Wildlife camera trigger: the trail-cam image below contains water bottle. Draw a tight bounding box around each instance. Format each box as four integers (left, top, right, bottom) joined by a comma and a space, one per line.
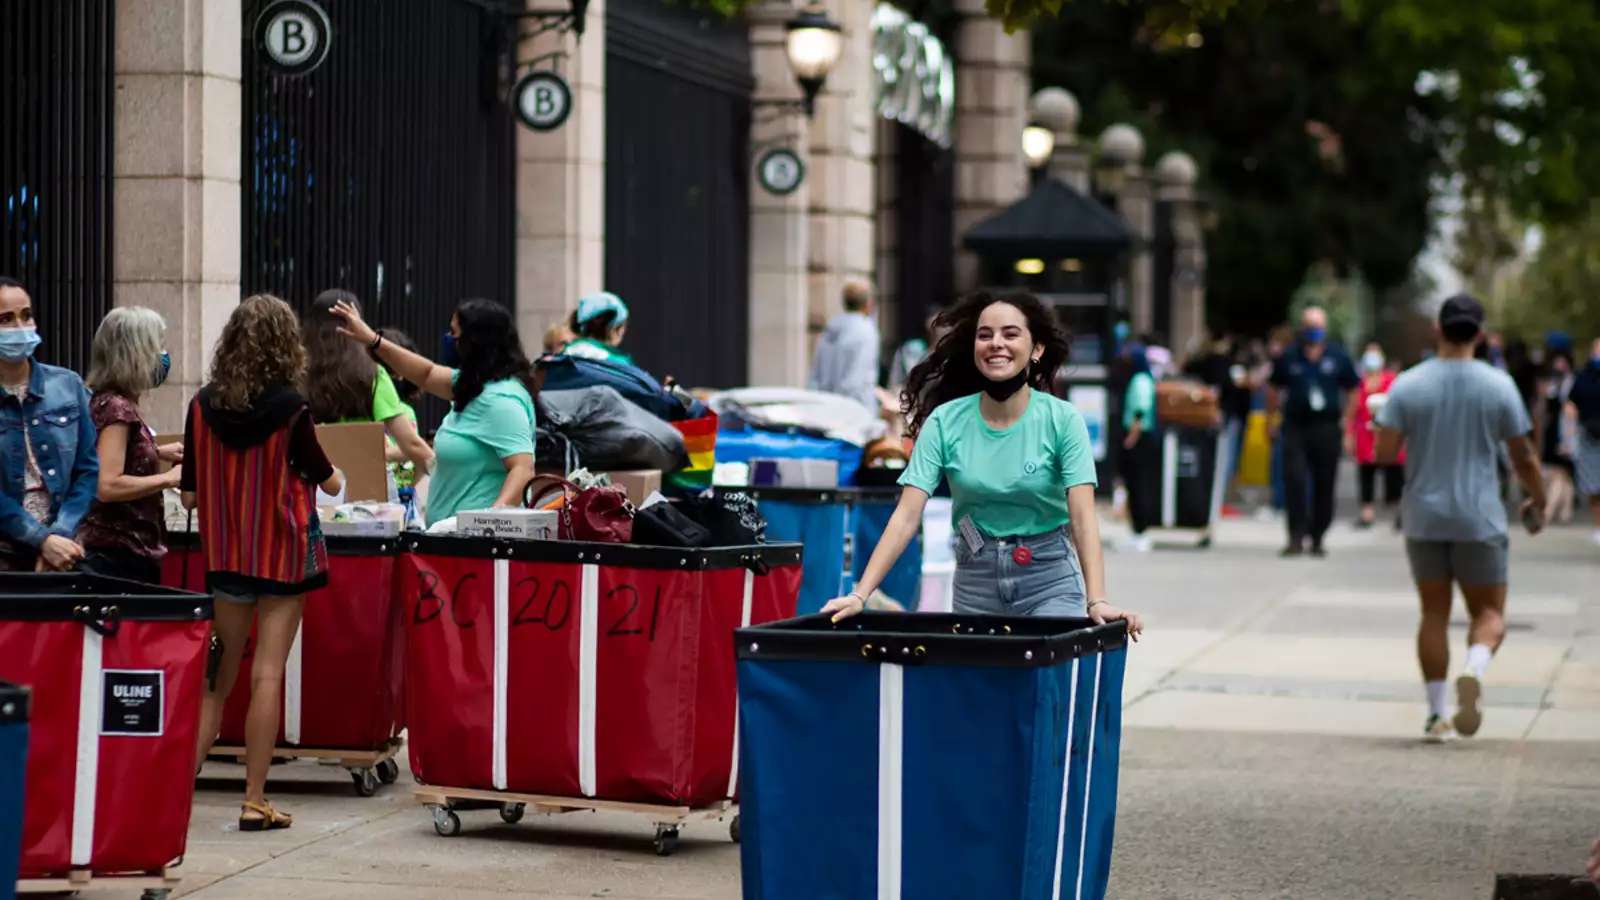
399, 485, 420, 532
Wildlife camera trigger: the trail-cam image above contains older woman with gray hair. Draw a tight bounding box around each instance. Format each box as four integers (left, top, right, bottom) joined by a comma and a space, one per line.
75, 306, 183, 583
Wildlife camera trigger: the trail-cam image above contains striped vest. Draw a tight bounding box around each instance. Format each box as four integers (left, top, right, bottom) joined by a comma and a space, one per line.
190, 397, 327, 591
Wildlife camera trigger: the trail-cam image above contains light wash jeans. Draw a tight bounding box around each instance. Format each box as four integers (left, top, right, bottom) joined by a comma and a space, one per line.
951, 526, 1087, 617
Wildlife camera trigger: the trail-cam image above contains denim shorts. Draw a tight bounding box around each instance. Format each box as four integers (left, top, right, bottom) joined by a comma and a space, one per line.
951, 526, 1086, 617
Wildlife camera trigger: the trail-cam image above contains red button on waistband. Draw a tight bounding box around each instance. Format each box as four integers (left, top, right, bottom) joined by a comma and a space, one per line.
1012, 546, 1033, 566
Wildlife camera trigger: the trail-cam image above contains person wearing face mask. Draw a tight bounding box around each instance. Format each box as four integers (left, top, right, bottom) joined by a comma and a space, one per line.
820, 291, 1142, 639
329, 297, 537, 525
75, 307, 185, 583
1568, 337, 1600, 546
1350, 341, 1404, 529
0, 276, 98, 573
1268, 306, 1361, 557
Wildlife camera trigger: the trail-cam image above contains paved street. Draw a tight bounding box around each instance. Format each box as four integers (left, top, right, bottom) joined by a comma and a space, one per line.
81, 511, 1600, 899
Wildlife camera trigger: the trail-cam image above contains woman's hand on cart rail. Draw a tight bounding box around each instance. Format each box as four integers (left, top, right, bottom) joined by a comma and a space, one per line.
821, 592, 868, 623
1087, 598, 1143, 642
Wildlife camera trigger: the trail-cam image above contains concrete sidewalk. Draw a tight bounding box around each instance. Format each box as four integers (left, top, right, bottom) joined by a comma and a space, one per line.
72, 514, 1600, 899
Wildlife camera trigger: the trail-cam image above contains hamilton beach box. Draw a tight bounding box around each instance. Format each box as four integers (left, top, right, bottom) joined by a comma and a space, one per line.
735, 613, 1128, 900
0, 574, 211, 880
398, 534, 802, 807
457, 509, 559, 541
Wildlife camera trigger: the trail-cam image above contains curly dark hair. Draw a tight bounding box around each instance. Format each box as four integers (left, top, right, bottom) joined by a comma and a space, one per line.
901, 291, 1071, 439
304, 289, 378, 422
208, 294, 307, 411
453, 298, 539, 412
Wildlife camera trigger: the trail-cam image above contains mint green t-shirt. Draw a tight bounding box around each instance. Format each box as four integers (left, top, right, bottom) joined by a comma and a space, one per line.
1123, 371, 1156, 431
899, 390, 1098, 538
425, 377, 536, 524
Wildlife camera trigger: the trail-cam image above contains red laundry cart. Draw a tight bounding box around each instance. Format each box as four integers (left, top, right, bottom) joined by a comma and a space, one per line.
398, 534, 802, 853
0, 573, 210, 895
162, 533, 405, 794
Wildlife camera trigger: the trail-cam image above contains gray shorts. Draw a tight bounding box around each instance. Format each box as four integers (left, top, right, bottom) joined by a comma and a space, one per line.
952, 527, 1086, 617
214, 590, 261, 606
1405, 535, 1508, 586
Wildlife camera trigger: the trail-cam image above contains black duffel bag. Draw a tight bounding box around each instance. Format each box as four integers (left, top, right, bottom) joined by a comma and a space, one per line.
631, 502, 712, 548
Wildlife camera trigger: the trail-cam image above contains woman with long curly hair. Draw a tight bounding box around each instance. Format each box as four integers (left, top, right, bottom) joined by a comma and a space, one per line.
823, 291, 1142, 636
303, 289, 433, 472
328, 297, 536, 524
180, 294, 345, 832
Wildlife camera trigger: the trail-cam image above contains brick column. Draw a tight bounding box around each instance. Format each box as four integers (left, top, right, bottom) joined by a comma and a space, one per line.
805, 0, 878, 346
951, 0, 1029, 291
112, 0, 243, 433
1098, 124, 1153, 335
746, 0, 811, 386
1156, 152, 1208, 358
514, 0, 606, 345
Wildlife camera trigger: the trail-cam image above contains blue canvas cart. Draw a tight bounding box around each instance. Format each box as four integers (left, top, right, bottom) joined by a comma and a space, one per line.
735, 612, 1127, 900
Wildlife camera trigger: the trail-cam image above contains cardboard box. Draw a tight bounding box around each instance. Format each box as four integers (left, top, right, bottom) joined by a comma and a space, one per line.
157, 420, 390, 502
749, 458, 839, 489
319, 519, 403, 538
606, 470, 661, 506
458, 509, 559, 541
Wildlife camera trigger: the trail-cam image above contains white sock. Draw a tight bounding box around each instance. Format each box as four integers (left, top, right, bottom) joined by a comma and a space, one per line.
1465, 644, 1493, 679
1425, 680, 1449, 718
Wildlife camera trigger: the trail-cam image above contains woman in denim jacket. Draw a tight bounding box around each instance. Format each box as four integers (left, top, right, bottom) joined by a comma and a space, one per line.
0, 277, 99, 571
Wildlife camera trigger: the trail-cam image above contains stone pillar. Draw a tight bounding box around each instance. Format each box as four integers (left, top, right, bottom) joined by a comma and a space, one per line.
746, 0, 811, 387
951, 0, 1029, 291
515, 0, 606, 345
112, 0, 243, 433
1156, 151, 1208, 359
1030, 88, 1089, 194
1097, 124, 1153, 335
806, 0, 878, 346
874, 119, 900, 348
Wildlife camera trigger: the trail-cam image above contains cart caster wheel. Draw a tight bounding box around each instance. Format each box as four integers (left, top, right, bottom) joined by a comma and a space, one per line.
653, 824, 680, 856
729, 814, 740, 844
499, 802, 526, 824
376, 758, 400, 785
432, 806, 462, 837
141, 890, 173, 900
352, 767, 379, 797
1198, 534, 1213, 549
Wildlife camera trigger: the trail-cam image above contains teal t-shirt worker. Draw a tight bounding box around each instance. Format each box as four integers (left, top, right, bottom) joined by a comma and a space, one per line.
823, 292, 1142, 638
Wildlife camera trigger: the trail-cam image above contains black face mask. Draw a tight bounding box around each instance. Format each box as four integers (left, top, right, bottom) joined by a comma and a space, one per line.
982, 364, 1032, 402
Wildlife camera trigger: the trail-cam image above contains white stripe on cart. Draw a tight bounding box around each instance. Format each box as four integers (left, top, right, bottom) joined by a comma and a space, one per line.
72, 628, 104, 867
1161, 430, 1179, 528
1050, 656, 1081, 899
727, 569, 754, 799
284, 620, 304, 745
578, 563, 599, 798
1074, 653, 1104, 900
492, 558, 510, 790
877, 662, 904, 900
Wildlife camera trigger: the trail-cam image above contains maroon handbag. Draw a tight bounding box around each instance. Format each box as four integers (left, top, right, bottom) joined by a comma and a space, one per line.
525, 474, 634, 543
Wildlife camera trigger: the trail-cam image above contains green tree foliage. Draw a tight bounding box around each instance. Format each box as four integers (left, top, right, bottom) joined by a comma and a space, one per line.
1034, 1, 1436, 334
1499, 206, 1600, 344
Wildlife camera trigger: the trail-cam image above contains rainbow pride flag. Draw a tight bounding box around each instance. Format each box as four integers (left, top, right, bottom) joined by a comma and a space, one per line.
667, 413, 718, 490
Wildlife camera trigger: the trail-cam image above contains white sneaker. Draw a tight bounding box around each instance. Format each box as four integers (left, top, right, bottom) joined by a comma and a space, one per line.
1122, 535, 1153, 553
1590, 529, 1600, 547
1453, 674, 1483, 737
1423, 714, 1458, 743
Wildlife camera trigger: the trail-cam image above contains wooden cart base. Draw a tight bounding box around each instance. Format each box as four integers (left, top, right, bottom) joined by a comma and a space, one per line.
206, 737, 403, 796
17, 865, 180, 898
414, 785, 739, 856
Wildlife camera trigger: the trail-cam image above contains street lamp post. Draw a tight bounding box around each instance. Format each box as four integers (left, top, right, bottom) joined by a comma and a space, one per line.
781, 5, 843, 118
1022, 122, 1056, 171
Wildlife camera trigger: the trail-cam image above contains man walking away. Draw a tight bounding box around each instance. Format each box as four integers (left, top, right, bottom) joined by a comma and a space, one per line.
1269, 306, 1359, 557
1374, 294, 1546, 743
808, 279, 881, 414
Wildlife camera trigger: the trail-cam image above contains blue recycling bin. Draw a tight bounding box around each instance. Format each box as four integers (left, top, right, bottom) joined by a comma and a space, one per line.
0, 681, 29, 894
742, 487, 922, 615
736, 613, 1127, 900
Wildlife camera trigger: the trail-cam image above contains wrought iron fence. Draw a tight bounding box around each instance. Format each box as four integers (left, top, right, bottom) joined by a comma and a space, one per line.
242, 0, 519, 428
0, 0, 114, 374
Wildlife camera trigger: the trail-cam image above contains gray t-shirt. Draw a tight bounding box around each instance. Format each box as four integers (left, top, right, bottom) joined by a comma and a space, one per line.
1375, 358, 1531, 541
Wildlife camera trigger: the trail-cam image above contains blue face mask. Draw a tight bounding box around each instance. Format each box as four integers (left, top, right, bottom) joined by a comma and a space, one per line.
1303, 327, 1326, 345
0, 327, 41, 362
152, 350, 171, 388
440, 332, 461, 368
